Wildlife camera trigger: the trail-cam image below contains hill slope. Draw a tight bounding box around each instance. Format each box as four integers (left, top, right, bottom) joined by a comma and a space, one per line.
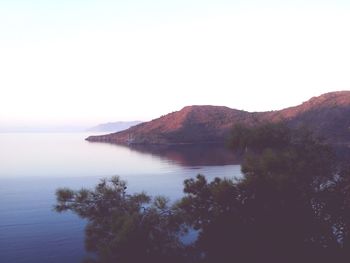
86, 91, 350, 145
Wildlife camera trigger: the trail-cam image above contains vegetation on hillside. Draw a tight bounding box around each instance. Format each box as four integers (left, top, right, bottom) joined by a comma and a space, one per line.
87, 91, 350, 145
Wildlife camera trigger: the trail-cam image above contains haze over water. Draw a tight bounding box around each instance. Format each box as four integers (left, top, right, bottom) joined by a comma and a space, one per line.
0, 133, 242, 263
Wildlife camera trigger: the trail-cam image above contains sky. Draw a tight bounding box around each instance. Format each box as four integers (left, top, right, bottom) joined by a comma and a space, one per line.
1, 0, 350, 127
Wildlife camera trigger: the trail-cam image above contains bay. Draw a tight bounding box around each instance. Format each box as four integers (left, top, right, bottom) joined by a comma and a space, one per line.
0, 133, 242, 263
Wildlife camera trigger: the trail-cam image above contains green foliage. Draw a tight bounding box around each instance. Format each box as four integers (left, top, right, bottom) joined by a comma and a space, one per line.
229, 122, 292, 152
178, 124, 349, 262
55, 176, 187, 263
55, 124, 350, 263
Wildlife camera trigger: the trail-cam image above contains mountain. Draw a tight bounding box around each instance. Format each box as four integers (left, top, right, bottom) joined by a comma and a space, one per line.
87, 106, 262, 144
88, 121, 143, 132
86, 91, 350, 146
267, 91, 350, 145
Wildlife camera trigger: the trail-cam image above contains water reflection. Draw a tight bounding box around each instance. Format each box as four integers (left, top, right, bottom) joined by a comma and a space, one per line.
88, 142, 242, 167
0, 133, 243, 263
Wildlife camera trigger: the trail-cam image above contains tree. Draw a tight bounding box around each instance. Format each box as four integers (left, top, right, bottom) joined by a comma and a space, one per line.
55, 176, 187, 263
55, 123, 350, 263
177, 123, 349, 263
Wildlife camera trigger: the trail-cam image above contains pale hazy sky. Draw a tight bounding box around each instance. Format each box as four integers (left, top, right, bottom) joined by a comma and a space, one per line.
1, 0, 349, 126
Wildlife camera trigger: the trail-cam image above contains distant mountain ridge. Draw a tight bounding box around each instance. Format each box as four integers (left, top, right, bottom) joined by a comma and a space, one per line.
88, 121, 143, 132
86, 91, 350, 146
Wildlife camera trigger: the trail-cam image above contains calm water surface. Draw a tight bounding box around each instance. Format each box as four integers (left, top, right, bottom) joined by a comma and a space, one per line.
0, 133, 242, 263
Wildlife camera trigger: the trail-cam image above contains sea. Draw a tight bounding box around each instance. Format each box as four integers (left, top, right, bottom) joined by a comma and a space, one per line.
0, 133, 242, 263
